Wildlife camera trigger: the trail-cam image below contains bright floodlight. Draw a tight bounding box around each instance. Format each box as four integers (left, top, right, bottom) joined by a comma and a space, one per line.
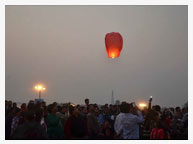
34, 84, 46, 91
138, 103, 147, 109
34, 84, 46, 99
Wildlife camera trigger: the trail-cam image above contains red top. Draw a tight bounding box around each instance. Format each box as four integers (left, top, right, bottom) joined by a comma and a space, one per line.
64, 115, 88, 139
150, 128, 165, 139
166, 117, 171, 128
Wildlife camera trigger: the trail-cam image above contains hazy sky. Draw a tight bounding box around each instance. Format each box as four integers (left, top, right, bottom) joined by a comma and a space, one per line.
6, 6, 188, 107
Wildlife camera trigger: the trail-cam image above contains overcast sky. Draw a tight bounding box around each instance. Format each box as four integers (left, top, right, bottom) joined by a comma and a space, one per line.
6, 6, 187, 107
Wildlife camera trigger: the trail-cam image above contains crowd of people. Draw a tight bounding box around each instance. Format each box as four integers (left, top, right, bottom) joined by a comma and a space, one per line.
5, 98, 188, 140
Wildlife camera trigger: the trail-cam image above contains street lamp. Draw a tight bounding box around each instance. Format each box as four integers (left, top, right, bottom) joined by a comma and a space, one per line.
34, 84, 46, 99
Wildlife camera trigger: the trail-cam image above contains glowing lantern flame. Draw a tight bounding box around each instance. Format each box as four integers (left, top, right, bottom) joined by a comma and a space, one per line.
105, 32, 123, 58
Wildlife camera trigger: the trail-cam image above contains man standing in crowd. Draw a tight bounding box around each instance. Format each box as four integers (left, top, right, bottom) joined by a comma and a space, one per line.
85, 98, 89, 108
114, 103, 144, 139
64, 105, 87, 139
87, 104, 100, 139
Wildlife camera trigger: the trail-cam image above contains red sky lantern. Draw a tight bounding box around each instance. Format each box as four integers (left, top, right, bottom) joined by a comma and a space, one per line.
105, 32, 123, 59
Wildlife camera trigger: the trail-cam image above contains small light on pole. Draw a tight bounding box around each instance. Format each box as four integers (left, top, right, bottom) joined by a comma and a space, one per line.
34, 84, 46, 99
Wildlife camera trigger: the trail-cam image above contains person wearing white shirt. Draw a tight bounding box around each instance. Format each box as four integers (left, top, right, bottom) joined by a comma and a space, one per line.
114, 103, 144, 139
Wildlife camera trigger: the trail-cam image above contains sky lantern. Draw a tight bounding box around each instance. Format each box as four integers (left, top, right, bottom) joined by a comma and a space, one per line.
105, 32, 123, 59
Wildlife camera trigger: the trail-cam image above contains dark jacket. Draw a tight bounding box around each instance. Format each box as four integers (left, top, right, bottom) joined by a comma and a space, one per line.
11, 121, 48, 139
64, 114, 87, 139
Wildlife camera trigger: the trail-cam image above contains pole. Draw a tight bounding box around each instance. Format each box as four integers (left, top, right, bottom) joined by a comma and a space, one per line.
39, 90, 41, 99
112, 90, 114, 105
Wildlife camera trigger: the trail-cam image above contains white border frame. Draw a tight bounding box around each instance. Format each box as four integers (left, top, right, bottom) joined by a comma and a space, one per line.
0, 1, 191, 144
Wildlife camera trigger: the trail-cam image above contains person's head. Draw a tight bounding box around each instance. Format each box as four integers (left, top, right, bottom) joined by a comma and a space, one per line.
94, 107, 99, 115
29, 100, 34, 104
88, 104, 94, 113
69, 105, 79, 116
174, 111, 180, 119
154, 105, 161, 112
85, 98, 89, 106
104, 104, 108, 108
160, 112, 168, 121
69, 105, 75, 115
15, 107, 20, 116
169, 107, 174, 113
166, 109, 171, 116
21, 103, 27, 111
76, 105, 81, 111
41, 102, 46, 107
61, 105, 68, 113
129, 102, 137, 113
94, 103, 98, 108
74, 107, 79, 115
53, 102, 57, 107
82, 106, 88, 114
27, 103, 35, 111
13, 102, 17, 108
47, 104, 57, 114
175, 107, 181, 113
8, 100, 12, 107
120, 102, 130, 113
182, 107, 188, 114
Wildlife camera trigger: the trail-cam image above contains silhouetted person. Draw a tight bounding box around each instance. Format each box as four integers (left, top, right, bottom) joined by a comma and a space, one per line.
87, 104, 100, 139
85, 98, 89, 107
12, 103, 17, 110
46, 104, 64, 139
150, 120, 165, 139
11, 110, 48, 139
114, 103, 144, 139
64, 105, 88, 139
5, 108, 15, 139
11, 108, 20, 136
19, 103, 27, 125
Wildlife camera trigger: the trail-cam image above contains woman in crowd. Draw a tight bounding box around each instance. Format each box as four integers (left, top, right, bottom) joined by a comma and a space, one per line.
64, 105, 88, 139
150, 120, 165, 139
46, 104, 64, 139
